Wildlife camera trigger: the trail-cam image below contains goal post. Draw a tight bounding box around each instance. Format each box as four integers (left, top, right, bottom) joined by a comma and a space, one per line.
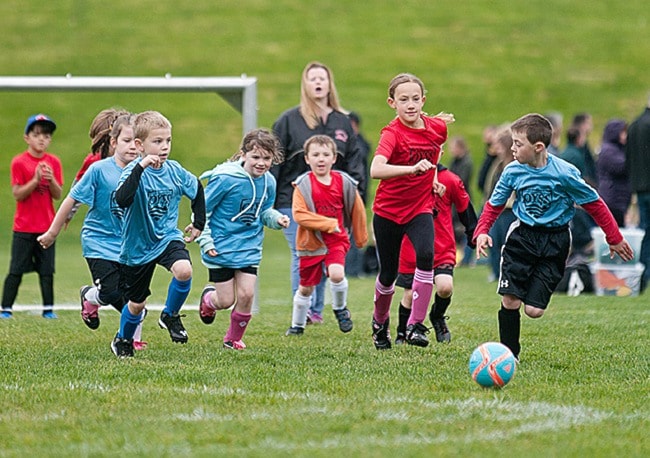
0, 74, 258, 133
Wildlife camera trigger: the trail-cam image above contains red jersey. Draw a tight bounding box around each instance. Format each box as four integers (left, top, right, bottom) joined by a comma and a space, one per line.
10, 151, 63, 233
372, 115, 447, 224
74, 152, 101, 182
399, 168, 471, 273
309, 172, 350, 250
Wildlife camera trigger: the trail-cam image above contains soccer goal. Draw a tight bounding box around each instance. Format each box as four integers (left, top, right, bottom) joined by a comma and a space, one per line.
0, 74, 258, 133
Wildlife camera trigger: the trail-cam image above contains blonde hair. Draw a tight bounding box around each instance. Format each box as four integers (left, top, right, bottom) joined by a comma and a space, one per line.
388, 73, 426, 99
299, 61, 343, 130
303, 134, 337, 156
109, 113, 135, 142
230, 128, 284, 165
89, 108, 129, 158
133, 110, 172, 141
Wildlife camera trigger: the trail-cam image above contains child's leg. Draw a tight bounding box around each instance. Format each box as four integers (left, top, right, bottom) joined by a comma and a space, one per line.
291, 286, 313, 329
164, 260, 193, 316
405, 214, 434, 326
39, 274, 55, 316
222, 271, 256, 346
430, 271, 454, 319
2, 273, 22, 311
499, 294, 522, 359
372, 215, 403, 323
118, 302, 145, 341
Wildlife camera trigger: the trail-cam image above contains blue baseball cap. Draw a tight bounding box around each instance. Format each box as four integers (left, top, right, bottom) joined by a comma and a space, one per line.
25, 113, 56, 134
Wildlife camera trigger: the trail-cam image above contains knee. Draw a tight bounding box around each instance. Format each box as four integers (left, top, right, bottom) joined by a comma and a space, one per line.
436, 284, 453, 298
525, 305, 545, 318
99, 290, 123, 308
173, 262, 193, 282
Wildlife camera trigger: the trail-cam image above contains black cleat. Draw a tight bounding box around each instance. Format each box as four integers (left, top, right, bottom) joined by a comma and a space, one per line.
372, 318, 392, 350
158, 311, 188, 343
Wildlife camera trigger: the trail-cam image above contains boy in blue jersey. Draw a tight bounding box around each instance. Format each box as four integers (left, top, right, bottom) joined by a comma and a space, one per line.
112, 111, 205, 358
38, 114, 148, 347
197, 128, 289, 350
474, 113, 634, 360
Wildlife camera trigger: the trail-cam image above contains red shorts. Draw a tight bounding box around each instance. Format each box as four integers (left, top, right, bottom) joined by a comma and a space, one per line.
299, 245, 347, 287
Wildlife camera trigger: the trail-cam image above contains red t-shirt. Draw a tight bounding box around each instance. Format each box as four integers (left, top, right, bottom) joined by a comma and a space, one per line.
372, 115, 447, 224
399, 168, 470, 272
10, 151, 63, 233
74, 152, 101, 182
309, 172, 350, 250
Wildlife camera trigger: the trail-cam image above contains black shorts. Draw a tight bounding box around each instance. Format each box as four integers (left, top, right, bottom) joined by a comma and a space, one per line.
121, 241, 191, 303
8, 232, 55, 275
85, 258, 125, 309
395, 264, 454, 289
209, 266, 258, 283
498, 221, 570, 309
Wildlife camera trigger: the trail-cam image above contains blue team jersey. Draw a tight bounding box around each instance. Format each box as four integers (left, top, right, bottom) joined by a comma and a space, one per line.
117, 158, 198, 266
489, 154, 599, 227
69, 157, 125, 261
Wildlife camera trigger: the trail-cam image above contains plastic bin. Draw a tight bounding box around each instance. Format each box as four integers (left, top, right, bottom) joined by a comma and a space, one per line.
591, 262, 644, 297
590, 227, 645, 265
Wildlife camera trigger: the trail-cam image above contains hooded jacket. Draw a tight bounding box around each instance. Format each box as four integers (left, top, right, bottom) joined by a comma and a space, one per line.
196, 161, 284, 269
597, 119, 631, 217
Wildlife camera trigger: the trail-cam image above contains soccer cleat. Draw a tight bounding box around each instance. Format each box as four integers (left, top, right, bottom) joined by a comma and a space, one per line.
111, 334, 134, 358
394, 331, 407, 345
306, 311, 323, 325
223, 340, 246, 350
42, 310, 58, 319
430, 316, 451, 343
285, 326, 304, 336
80, 285, 100, 330
199, 285, 217, 324
333, 308, 353, 333
406, 322, 430, 347
133, 340, 148, 351
0, 310, 12, 319
372, 318, 392, 350
158, 311, 188, 343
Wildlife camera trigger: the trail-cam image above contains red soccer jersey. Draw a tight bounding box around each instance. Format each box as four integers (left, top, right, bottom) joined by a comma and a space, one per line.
74, 152, 101, 182
372, 115, 447, 224
10, 151, 63, 233
309, 172, 350, 250
399, 168, 471, 273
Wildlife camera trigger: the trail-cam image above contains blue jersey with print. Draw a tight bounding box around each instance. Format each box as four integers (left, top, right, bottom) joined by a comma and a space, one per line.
69, 157, 125, 261
489, 154, 599, 227
117, 158, 198, 266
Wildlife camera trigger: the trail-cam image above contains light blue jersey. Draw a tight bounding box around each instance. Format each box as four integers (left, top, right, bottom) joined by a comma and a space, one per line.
489, 154, 599, 227
117, 158, 198, 266
196, 161, 283, 269
69, 157, 124, 261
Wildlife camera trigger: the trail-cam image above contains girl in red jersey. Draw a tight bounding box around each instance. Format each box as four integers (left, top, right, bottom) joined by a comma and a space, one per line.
369, 73, 451, 349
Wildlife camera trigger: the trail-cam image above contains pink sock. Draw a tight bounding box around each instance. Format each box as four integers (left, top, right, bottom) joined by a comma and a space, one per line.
224, 310, 251, 343
408, 268, 434, 326
373, 277, 394, 323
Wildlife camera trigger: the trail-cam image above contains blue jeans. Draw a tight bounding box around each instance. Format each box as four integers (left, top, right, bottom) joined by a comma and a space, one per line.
637, 192, 650, 290
278, 208, 326, 314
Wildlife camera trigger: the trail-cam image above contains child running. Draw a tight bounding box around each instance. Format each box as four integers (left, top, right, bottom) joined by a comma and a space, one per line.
111, 111, 205, 358
285, 134, 367, 336
474, 113, 633, 360
394, 164, 477, 345
197, 128, 289, 350
370, 73, 449, 349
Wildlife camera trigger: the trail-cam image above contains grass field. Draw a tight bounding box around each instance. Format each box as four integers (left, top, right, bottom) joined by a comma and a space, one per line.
1, 1, 650, 456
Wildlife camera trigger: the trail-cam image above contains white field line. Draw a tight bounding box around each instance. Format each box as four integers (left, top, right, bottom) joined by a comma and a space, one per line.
10, 304, 196, 311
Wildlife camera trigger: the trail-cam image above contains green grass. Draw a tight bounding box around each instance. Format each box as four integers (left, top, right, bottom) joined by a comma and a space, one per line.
1, 1, 650, 456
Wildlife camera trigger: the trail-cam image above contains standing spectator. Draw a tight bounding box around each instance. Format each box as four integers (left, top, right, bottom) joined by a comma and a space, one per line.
272, 61, 365, 325
567, 113, 597, 187
1, 114, 62, 319
626, 93, 650, 291
597, 119, 630, 227
476, 124, 498, 196
545, 112, 563, 156
448, 135, 474, 266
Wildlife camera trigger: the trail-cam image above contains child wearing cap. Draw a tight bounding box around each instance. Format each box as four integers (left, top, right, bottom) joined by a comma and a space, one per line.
1, 114, 63, 319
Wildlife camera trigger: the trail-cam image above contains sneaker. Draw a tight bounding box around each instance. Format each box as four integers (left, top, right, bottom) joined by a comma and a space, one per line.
133, 340, 148, 351
430, 316, 451, 343
158, 311, 188, 343
307, 311, 323, 324
42, 310, 58, 319
406, 322, 430, 347
199, 285, 217, 324
372, 318, 392, 350
0, 310, 12, 319
333, 308, 353, 333
285, 326, 304, 336
111, 334, 134, 358
80, 285, 100, 330
394, 331, 407, 345
223, 340, 246, 350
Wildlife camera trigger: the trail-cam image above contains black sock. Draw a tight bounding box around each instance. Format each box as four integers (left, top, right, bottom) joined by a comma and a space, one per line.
397, 303, 410, 335
430, 293, 451, 320
498, 305, 521, 358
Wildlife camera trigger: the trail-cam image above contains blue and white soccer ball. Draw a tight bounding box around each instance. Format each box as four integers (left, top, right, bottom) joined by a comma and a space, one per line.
469, 342, 517, 388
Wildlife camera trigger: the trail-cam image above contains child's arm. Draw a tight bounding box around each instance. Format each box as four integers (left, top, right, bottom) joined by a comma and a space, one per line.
184, 178, 205, 243
261, 208, 290, 229
582, 198, 634, 261
370, 154, 434, 180
40, 162, 63, 200
350, 191, 368, 248
12, 163, 44, 201
292, 188, 339, 233
473, 201, 505, 259
37, 196, 79, 249
458, 201, 478, 249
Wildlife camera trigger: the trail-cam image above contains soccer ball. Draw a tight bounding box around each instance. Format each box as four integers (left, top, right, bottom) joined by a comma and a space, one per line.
468, 342, 517, 388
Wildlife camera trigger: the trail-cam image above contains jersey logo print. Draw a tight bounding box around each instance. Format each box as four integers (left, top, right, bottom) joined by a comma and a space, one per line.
148, 190, 172, 221
520, 188, 553, 218
109, 190, 124, 220
237, 198, 261, 226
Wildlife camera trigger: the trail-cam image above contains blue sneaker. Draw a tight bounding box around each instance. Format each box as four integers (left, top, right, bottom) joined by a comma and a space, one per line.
42, 310, 58, 319
0, 310, 12, 319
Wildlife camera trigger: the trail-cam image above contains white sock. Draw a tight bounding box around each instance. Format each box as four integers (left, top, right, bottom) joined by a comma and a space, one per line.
132, 310, 146, 341
330, 278, 348, 311
85, 286, 102, 306
292, 292, 311, 328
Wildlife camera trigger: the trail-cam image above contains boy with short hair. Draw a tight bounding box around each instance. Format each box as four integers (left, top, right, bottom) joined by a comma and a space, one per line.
474, 113, 634, 360
2, 114, 63, 319
286, 135, 367, 336
111, 111, 205, 358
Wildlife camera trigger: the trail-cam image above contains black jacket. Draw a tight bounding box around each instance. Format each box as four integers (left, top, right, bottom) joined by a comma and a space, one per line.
626, 107, 650, 193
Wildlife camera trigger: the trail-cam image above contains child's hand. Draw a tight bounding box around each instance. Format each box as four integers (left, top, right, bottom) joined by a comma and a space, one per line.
141, 155, 161, 169
412, 159, 434, 175
184, 223, 202, 243
433, 112, 455, 124
475, 234, 492, 259
37, 231, 55, 249
278, 215, 290, 228
433, 180, 446, 196
610, 239, 634, 262
207, 249, 218, 257
40, 163, 54, 182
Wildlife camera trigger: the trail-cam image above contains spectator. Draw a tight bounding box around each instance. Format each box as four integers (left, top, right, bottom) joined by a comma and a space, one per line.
597, 119, 630, 227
